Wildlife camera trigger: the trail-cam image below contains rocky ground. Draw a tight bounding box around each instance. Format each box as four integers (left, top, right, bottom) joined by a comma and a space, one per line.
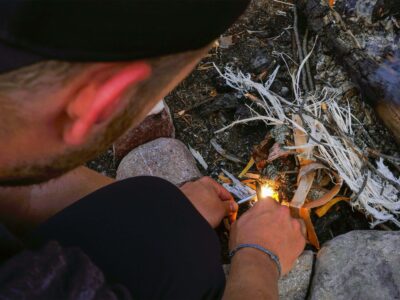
90, 0, 399, 250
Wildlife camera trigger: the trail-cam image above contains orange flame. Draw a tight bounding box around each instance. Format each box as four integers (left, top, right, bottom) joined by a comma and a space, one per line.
259, 183, 279, 202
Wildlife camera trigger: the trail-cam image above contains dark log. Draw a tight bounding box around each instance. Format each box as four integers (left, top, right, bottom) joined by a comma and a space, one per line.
372, 0, 400, 22
298, 0, 400, 144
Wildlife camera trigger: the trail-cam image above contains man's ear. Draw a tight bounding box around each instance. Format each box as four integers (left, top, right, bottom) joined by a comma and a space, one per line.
63, 61, 151, 146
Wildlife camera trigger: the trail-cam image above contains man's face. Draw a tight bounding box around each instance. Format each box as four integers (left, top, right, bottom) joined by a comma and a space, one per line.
0, 47, 209, 186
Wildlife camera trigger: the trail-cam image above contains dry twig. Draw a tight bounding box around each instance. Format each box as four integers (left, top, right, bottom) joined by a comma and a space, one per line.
293, 7, 309, 92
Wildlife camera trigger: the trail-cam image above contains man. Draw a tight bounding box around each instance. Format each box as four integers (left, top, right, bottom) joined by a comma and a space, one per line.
0, 1, 305, 299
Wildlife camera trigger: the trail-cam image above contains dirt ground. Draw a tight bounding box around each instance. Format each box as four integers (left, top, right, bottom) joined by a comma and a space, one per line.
165, 0, 374, 254
90, 0, 399, 260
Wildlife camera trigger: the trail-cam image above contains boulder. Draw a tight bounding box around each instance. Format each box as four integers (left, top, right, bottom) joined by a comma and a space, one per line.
310, 230, 400, 300
116, 138, 202, 186
278, 250, 314, 300
113, 100, 175, 162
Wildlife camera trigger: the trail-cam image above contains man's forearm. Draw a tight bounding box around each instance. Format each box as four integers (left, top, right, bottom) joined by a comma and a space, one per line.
28, 166, 114, 221
223, 248, 279, 300
0, 166, 114, 233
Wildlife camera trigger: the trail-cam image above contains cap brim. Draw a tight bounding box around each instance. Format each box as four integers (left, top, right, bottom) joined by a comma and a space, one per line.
0, 40, 44, 74
0, 0, 250, 73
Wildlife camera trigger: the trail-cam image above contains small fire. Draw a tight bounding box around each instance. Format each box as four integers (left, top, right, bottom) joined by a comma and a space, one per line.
260, 184, 275, 198
258, 183, 280, 202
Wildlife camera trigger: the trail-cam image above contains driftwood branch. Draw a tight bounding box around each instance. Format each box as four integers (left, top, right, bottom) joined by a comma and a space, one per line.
372, 0, 400, 22
298, 0, 400, 144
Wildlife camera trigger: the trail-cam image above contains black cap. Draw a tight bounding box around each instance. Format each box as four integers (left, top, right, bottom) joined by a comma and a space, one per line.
0, 0, 250, 74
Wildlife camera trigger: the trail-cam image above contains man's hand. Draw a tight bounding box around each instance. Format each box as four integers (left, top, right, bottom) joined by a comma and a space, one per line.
223, 198, 306, 300
230, 197, 306, 275
180, 177, 238, 228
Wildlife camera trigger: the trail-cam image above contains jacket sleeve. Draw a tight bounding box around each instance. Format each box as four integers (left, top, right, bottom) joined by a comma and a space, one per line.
0, 241, 132, 300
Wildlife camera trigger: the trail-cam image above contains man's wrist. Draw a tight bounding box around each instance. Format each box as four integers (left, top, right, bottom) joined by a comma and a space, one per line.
230, 247, 280, 280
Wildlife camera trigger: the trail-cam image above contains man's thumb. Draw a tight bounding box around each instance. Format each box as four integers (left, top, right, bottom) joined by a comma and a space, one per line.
223, 200, 238, 223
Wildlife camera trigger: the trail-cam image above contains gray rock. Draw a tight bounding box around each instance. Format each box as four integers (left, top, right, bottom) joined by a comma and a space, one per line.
279, 251, 314, 300
116, 138, 202, 186
310, 230, 400, 300
223, 251, 314, 300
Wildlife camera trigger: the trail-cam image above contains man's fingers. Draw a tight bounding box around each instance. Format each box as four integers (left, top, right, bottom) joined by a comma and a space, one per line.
201, 177, 234, 201
229, 210, 238, 223
253, 196, 280, 212
222, 200, 239, 217
214, 183, 234, 202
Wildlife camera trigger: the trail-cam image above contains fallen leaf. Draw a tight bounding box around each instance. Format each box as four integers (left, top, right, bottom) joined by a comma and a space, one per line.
292, 114, 314, 165
243, 182, 257, 190
291, 162, 343, 210
211, 138, 244, 164
297, 163, 327, 181
210, 89, 218, 97
218, 173, 232, 184
244, 93, 261, 102
197, 64, 214, 71
291, 171, 315, 208
315, 197, 350, 217
189, 146, 208, 170
241, 178, 258, 190
253, 135, 275, 170
239, 158, 255, 178
304, 172, 342, 209
241, 179, 256, 184
243, 173, 261, 179
300, 208, 320, 249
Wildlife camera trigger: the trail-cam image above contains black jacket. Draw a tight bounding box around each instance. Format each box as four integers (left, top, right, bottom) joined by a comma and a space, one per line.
0, 225, 130, 300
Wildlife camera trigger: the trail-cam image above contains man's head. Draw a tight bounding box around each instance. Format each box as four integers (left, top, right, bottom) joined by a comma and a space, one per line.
0, 48, 209, 186
0, 0, 250, 186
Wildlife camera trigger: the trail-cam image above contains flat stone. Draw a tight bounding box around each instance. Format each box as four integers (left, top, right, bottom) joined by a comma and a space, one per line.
116, 138, 202, 186
310, 230, 400, 300
223, 251, 314, 300
113, 100, 175, 162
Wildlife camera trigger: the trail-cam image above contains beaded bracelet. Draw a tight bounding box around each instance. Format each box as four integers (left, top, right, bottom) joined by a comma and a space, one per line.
229, 243, 282, 277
